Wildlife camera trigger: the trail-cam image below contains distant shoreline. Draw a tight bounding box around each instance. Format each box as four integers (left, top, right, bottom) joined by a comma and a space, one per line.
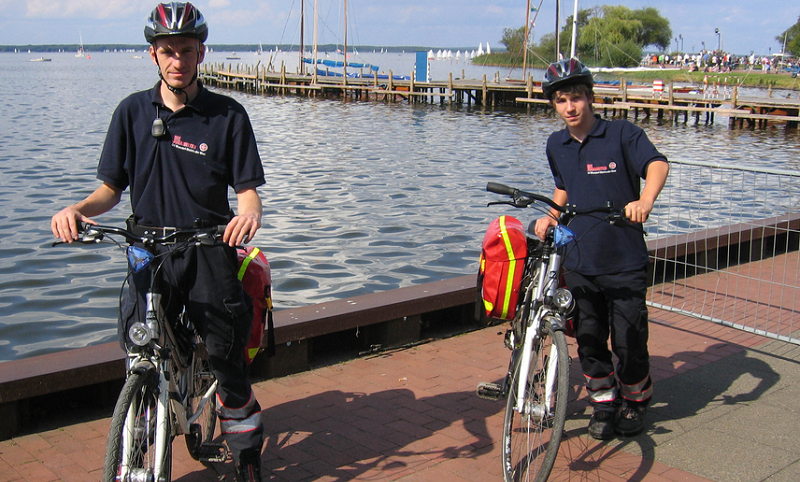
1, 44, 474, 54
590, 68, 800, 91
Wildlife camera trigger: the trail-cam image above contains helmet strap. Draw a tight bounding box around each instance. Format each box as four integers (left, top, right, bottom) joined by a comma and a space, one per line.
155, 64, 198, 104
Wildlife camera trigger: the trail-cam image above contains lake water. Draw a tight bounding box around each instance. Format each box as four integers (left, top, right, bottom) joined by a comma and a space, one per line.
1, 51, 799, 362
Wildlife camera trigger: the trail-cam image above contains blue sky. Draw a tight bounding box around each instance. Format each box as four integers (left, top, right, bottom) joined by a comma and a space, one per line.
0, 0, 797, 56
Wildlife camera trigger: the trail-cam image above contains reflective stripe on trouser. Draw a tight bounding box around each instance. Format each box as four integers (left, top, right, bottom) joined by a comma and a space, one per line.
620, 375, 653, 404
217, 390, 264, 461
584, 373, 618, 404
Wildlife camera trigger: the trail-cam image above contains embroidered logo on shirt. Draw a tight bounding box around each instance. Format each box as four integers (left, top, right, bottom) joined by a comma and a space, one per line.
586, 161, 617, 175
171, 135, 207, 156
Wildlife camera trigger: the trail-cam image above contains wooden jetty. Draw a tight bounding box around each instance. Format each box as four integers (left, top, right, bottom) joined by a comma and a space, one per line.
200, 62, 800, 129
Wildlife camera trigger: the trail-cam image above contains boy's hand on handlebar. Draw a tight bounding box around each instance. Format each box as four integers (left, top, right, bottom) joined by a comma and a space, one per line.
534, 216, 558, 241
223, 214, 260, 247
624, 199, 654, 224
51, 207, 97, 243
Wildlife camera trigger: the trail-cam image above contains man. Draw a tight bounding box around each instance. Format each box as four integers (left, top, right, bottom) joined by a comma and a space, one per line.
51, 3, 265, 480
534, 59, 669, 440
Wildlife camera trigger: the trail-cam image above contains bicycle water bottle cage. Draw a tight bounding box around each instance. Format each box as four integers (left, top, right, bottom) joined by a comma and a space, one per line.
127, 246, 154, 273
553, 225, 575, 248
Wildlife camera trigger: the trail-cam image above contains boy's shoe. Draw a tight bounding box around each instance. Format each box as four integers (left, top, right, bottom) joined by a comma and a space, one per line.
587, 409, 616, 440
615, 404, 647, 437
235, 448, 263, 482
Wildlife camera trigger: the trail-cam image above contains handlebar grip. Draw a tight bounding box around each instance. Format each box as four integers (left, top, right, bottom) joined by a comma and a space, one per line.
486, 182, 516, 196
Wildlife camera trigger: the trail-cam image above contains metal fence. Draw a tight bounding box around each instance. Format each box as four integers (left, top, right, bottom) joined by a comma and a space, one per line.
647, 159, 800, 344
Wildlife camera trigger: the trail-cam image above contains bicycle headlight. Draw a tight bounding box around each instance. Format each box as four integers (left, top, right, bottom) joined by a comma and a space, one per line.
128, 322, 153, 346
553, 288, 574, 312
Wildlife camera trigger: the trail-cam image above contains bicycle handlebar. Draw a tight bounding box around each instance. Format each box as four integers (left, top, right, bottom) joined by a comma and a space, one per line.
486, 182, 639, 230
486, 182, 565, 213
53, 222, 227, 247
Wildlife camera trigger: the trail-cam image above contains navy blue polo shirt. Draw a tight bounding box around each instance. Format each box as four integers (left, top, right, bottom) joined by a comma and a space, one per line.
546, 116, 667, 275
97, 81, 265, 228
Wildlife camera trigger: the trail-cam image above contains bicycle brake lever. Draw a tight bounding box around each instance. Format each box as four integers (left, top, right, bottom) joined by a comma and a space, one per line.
487, 201, 516, 208
607, 214, 647, 235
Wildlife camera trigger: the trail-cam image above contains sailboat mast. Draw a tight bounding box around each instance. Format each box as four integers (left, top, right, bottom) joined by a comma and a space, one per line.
343, 0, 348, 81
313, 0, 318, 83
569, 0, 578, 59
554, 0, 560, 61
523, 0, 531, 79
300, 0, 305, 75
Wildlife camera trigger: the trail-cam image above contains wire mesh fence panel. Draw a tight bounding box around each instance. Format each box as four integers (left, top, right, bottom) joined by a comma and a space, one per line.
647, 159, 800, 344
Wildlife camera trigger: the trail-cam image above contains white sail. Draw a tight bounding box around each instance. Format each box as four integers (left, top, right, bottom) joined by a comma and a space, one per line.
75, 32, 85, 57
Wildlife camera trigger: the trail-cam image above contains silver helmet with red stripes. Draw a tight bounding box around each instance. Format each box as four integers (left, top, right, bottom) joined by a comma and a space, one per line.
144, 2, 208, 44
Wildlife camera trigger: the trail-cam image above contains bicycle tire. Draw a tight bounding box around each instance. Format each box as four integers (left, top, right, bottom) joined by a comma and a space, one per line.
185, 341, 218, 460
102, 369, 173, 482
502, 321, 569, 482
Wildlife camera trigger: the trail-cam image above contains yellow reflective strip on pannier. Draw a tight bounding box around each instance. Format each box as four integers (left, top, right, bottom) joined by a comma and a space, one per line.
499, 216, 517, 319
237, 247, 261, 281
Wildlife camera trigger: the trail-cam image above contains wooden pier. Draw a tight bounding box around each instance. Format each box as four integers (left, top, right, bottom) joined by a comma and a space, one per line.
200, 62, 800, 129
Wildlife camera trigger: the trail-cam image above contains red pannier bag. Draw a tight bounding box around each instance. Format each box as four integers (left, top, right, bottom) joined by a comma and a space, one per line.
237, 246, 275, 363
478, 215, 528, 320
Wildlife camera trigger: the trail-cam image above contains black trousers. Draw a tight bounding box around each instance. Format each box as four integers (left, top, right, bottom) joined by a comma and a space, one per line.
119, 244, 264, 459
564, 268, 652, 409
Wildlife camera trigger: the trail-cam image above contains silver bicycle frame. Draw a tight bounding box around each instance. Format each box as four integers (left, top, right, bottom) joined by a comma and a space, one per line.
513, 251, 564, 415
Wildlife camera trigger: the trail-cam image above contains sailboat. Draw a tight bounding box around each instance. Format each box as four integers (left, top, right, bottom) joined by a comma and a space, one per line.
75, 32, 85, 58
304, 0, 408, 81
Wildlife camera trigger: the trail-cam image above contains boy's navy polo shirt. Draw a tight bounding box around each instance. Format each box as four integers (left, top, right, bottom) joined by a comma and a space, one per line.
546, 116, 667, 275
97, 81, 265, 228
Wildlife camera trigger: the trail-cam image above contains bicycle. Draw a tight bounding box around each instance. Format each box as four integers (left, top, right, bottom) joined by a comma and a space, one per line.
56, 223, 229, 482
477, 182, 633, 482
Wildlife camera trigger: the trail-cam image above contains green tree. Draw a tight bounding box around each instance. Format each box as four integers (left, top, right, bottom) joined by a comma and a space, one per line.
496, 4, 671, 67
500, 26, 527, 57
776, 16, 800, 56
632, 7, 672, 50
599, 39, 643, 67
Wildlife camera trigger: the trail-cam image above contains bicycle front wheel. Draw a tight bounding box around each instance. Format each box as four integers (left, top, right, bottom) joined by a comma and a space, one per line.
502, 322, 569, 482
185, 341, 218, 460
103, 368, 173, 482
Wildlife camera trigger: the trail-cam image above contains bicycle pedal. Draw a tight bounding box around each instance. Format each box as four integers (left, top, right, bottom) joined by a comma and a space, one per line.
476, 382, 504, 400
197, 443, 228, 463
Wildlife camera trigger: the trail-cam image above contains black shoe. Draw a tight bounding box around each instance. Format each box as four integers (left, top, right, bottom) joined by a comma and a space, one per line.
235, 448, 263, 482
588, 409, 616, 440
615, 404, 647, 437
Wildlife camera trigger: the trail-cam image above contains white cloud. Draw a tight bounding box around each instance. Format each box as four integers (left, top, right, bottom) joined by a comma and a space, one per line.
24, 0, 151, 19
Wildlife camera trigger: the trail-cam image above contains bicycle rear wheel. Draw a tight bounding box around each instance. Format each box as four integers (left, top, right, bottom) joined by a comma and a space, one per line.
103, 368, 173, 482
185, 341, 218, 460
502, 321, 569, 482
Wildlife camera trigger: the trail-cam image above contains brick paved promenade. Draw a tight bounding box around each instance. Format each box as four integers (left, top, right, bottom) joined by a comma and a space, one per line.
2, 300, 799, 482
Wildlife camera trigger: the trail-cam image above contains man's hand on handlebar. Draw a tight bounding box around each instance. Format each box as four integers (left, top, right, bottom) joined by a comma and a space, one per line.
223, 213, 260, 247
534, 215, 558, 241
51, 207, 97, 244
624, 199, 654, 224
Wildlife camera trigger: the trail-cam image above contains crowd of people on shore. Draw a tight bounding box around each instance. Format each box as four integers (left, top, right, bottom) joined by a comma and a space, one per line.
641, 50, 798, 74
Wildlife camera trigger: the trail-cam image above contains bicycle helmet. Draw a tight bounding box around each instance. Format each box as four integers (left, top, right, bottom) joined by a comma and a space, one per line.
144, 2, 208, 44
541, 58, 594, 100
